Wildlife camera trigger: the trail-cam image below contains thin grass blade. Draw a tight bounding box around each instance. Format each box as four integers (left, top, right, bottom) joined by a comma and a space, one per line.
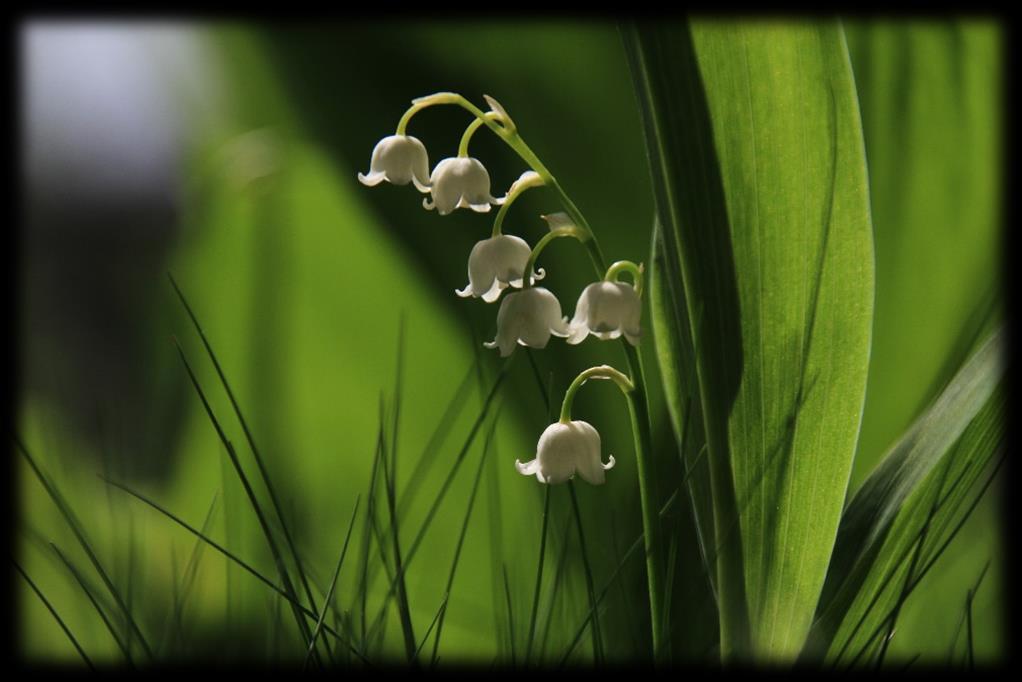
304, 496, 360, 669
416, 593, 449, 664
397, 360, 477, 519
376, 397, 417, 663
16, 437, 155, 660
168, 274, 323, 640
364, 356, 512, 640
812, 329, 1004, 661
430, 405, 500, 662
538, 518, 573, 662
837, 452, 1004, 668
567, 481, 603, 664
558, 487, 683, 666
523, 486, 551, 665
101, 475, 370, 664
170, 493, 218, 654
15, 560, 95, 670
50, 542, 134, 666
172, 337, 322, 662
502, 563, 517, 666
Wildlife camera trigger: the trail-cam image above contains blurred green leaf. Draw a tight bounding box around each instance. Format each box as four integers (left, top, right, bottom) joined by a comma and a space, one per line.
164, 26, 542, 658
846, 22, 1003, 487
625, 20, 873, 659
810, 327, 1004, 664
840, 20, 1004, 662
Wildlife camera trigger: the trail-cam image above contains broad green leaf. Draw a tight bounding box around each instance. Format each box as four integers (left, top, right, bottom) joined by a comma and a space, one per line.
625, 20, 874, 659
810, 328, 1004, 663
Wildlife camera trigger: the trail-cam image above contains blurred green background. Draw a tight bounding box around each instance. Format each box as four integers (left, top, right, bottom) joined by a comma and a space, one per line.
17, 19, 1003, 664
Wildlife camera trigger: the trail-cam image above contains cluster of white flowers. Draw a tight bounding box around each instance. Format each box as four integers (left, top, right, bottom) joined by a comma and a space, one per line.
359, 94, 643, 486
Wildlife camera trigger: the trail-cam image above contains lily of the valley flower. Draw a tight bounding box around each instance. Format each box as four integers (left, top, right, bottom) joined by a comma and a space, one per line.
456, 235, 544, 303
484, 286, 568, 356
517, 365, 632, 486
567, 281, 642, 346
424, 157, 505, 215
358, 135, 431, 192
568, 260, 644, 346
515, 420, 616, 485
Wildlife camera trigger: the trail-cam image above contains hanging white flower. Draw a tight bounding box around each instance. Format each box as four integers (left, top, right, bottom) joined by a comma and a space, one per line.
567, 280, 642, 346
455, 235, 544, 303
357, 135, 431, 192
515, 420, 616, 485
423, 157, 505, 215
484, 287, 569, 356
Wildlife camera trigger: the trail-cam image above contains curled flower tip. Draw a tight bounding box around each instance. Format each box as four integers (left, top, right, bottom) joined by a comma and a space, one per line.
515, 458, 541, 479
484, 287, 569, 356
358, 135, 431, 193
455, 235, 544, 303
424, 157, 505, 215
516, 420, 615, 485
567, 280, 642, 346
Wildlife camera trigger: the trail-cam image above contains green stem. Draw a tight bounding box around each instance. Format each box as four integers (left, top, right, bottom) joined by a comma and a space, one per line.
395, 103, 424, 136
405, 91, 664, 662
604, 260, 645, 296
523, 226, 590, 290
568, 481, 604, 664
556, 358, 665, 663
399, 93, 608, 271
504, 136, 608, 276
458, 113, 500, 158
492, 205, 510, 237
558, 365, 634, 424
500, 107, 663, 664
621, 343, 666, 664
492, 171, 544, 237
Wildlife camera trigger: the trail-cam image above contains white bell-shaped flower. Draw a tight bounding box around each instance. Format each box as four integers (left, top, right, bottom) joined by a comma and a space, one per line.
567, 281, 642, 346
424, 157, 505, 215
455, 235, 544, 303
516, 420, 616, 485
358, 135, 431, 192
484, 287, 569, 356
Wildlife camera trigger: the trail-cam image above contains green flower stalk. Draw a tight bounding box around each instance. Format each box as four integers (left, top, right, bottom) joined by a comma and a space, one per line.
361, 91, 667, 664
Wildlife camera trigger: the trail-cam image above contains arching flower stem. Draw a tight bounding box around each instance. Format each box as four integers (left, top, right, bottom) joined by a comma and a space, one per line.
522, 226, 590, 290
492, 171, 545, 237
604, 260, 645, 297
558, 365, 634, 424
395, 97, 441, 135
401, 92, 607, 272
458, 112, 502, 158
404, 91, 665, 663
